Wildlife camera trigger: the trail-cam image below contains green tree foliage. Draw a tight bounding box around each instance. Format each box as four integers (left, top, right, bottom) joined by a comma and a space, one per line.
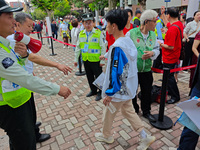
108, 0, 117, 10
88, 0, 108, 11
31, 8, 46, 20
54, 1, 71, 17
71, 11, 80, 18
31, 0, 69, 18
68, 0, 85, 8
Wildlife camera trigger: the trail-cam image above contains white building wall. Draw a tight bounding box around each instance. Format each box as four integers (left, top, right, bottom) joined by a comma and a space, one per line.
146, 0, 182, 9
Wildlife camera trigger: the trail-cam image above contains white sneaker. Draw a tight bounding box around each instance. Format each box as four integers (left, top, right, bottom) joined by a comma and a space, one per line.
63, 46, 66, 49
169, 148, 177, 150
68, 46, 70, 49
137, 135, 156, 150
95, 133, 114, 144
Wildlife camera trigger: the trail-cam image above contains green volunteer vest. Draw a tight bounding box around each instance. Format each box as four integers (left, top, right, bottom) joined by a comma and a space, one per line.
0, 43, 31, 108
130, 27, 157, 72
133, 17, 140, 23
155, 19, 166, 39
69, 23, 73, 30
79, 29, 101, 62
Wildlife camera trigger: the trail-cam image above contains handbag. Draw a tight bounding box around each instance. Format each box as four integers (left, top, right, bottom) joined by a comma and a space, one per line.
171, 24, 185, 60
138, 85, 167, 104
63, 32, 67, 38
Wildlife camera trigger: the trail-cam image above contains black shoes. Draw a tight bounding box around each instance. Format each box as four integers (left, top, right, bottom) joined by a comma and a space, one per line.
86, 91, 97, 97
143, 113, 156, 122
167, 99, 179, 104
37, 134, 51, 143
36, 121, 41, 128
95, 93, 102, 101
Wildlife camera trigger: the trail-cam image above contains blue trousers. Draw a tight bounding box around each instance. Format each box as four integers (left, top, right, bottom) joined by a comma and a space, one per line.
178, 87, 200, 150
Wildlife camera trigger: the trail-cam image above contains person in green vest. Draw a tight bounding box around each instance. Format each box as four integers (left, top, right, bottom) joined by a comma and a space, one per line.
0, 1, 71, 149
126, 9, 160, 123
68, 19, 73, 43
74, 13, 106, 101
133, 9, 142, 27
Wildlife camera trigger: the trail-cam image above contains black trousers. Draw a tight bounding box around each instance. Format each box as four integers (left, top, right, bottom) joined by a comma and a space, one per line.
37, 32, 42, 39
0, 101, 36, 150
132, 71, 153, 115
182, 38, 195, 67
52, 32, 58, 40
153, 49, 163, 69
163, 63, 180, 101
83, 61, 102, 93
29, 93, 41, 140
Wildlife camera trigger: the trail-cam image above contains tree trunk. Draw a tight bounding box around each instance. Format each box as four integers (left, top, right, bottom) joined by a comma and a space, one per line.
108, 0, 117, 10
138, 0, 146, 9
47, 10, 52, 20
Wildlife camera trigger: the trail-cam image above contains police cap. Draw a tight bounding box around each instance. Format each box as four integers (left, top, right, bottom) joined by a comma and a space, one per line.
0, 0, 23, 13
82, 13, 94, 21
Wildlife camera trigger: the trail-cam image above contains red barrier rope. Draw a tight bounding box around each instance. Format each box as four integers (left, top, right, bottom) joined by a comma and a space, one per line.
151, 64, 197, 73
31, 32, 40, 34
40, 36, 76, 47
41, 36, 50, 38
51, 37, 76, 47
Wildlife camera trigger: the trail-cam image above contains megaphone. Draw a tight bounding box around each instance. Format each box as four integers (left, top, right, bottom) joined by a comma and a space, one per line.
14, 32, 42, 53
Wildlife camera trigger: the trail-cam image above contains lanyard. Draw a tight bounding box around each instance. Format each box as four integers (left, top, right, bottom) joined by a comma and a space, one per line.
10, 48, 27, 71
86, 31, 92, 42
10, 47, 20, 62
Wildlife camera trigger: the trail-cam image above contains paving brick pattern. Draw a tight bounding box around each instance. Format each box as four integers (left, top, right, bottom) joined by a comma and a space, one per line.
0, 34, 200, 150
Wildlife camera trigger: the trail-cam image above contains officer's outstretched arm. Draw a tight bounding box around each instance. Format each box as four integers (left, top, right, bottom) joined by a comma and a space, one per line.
28, 53, 72, 75
0, 50, 71, 98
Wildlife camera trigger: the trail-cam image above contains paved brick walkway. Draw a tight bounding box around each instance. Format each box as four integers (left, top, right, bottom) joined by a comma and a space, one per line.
0, 34, 200, 150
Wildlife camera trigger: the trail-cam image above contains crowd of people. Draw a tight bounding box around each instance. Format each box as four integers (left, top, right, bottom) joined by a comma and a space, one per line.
0, 0, 200, 149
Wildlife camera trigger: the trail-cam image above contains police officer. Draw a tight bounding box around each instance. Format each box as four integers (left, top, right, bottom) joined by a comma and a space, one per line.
6, 12, 73, 143
0, 1, 71, 149
74, 13, 106, 101
132, 9, 142, 27
153, 12, 166, 69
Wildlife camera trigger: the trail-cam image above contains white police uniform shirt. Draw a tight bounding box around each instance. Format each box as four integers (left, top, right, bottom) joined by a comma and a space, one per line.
0, 35, 60, 102
7, 34, 33, 74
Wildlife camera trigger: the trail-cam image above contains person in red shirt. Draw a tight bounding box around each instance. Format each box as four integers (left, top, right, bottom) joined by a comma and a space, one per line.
123, 9, 137, 35
106, 31, 115, 52
106, 9, 137, 52
158, 7, 183, 104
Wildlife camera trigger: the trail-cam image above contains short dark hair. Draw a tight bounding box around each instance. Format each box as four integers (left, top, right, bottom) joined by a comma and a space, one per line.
182, 14, 186, 21
194, 11, 200, 17
15, 12, 32, 24
135, 9, 142, 15
105, 9, 128, 31
167, 7, 179, 18
72, 19, 78, 27
125, 9, 133, 16
186, 17, 193, 24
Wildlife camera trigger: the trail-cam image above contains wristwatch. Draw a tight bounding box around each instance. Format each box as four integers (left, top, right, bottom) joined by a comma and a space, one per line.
21, 52, 29, 59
